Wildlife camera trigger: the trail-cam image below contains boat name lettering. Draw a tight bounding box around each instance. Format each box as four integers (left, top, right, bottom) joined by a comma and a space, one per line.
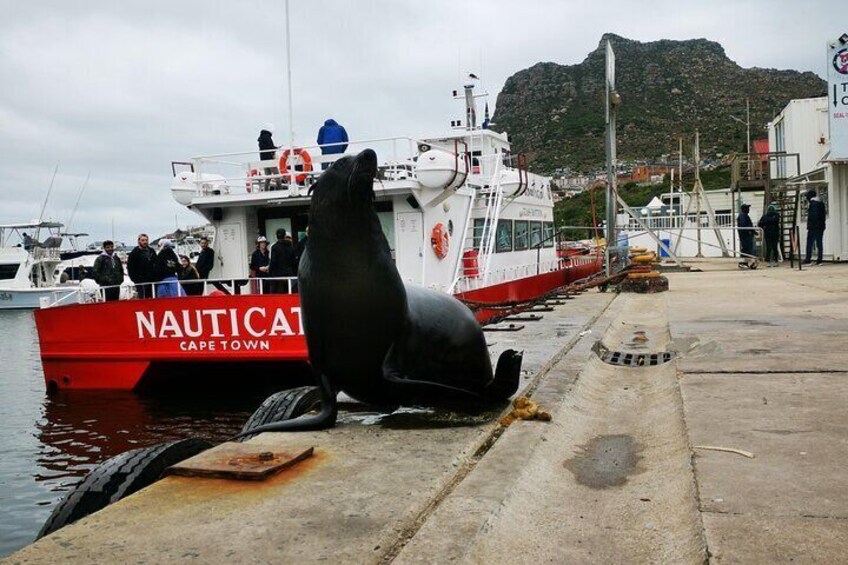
0, 292, 11, 301
135, 307, 303, 339
178, 339, 271, 352
518, 208, 544, 218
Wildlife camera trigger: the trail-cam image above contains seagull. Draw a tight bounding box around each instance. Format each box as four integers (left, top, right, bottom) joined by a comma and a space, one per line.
468, 73, 479, 80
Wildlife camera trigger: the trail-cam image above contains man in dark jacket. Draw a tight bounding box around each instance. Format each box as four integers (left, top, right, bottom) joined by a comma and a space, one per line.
93, 240, 124, 301
804, 189, 826, 265
127, 233, 157, 299
316, 118, 348, 169
757, 203, 781, 267
258, 125, 281, 191
269, 228, 297, 293
737, 203, 757, 269
195, 237, 215, 279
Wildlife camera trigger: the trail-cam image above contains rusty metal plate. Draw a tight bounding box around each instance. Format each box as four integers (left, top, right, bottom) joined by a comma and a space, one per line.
166, 442, 314, 481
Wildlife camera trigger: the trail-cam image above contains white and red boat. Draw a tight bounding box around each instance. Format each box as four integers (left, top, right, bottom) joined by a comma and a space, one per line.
34, 83, 601, 392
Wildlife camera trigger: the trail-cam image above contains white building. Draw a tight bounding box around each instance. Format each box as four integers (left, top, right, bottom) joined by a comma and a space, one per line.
769, 96, 848, 261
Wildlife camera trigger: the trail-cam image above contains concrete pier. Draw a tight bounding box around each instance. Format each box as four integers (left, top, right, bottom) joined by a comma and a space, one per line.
6, 263, 847, 564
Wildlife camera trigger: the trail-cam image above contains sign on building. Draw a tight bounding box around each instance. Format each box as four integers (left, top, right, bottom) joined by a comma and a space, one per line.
828, 35, 848, 159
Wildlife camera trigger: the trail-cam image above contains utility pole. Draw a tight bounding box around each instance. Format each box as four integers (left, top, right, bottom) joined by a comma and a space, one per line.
730, 98, 752, 180
604, 40, 618, 276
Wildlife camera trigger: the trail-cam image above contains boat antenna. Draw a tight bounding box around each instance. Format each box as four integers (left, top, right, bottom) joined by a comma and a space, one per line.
66, 171, 90, 233
38, 162, 60, 224
284, 0, 295, 152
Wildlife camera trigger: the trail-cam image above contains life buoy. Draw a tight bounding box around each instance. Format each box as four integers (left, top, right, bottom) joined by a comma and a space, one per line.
279, 148, 313, 185
246, 168, 260, 193
430, 222, 449, 260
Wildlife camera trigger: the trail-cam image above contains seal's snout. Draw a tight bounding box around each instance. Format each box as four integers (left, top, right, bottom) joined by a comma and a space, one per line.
356, 149, 378, 179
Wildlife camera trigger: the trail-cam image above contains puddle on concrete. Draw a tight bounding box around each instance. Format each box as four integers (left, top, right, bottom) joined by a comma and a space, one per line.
564, 434, 644, 489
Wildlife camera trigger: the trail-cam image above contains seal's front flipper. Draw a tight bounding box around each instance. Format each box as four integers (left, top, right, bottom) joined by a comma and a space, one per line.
485, 349, 523, 399
230, 372, 338, 438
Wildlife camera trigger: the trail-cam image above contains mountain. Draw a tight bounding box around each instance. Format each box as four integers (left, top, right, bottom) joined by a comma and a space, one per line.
492, 34, 826, 173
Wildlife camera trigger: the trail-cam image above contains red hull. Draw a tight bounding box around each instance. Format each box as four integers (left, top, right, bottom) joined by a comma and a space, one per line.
35, 256, 602, 391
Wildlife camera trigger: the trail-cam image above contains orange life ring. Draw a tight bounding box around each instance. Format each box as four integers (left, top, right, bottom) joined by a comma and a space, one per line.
430, 222, 449, 260
246, 168, 260, 193
279, 148, 313, 185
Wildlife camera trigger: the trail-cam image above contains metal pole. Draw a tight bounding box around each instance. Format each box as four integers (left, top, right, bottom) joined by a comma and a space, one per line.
604, 40, 617, 276
285, 0, 295, 152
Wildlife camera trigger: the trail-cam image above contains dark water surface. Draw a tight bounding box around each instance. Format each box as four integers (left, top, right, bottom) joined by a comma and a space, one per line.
0, 311, 276, 558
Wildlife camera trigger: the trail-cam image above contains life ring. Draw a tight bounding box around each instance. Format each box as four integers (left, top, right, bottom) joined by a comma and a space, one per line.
430, 222, 449, 260
246, 168, 260, 193
279, 148, 313, 185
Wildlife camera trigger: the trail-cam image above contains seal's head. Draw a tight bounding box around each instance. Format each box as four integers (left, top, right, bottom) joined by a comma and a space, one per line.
308, 149, 380, 240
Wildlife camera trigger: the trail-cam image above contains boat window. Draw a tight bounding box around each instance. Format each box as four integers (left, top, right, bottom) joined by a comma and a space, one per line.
514, 220, 529, 251
495, 220, 513, 253
0, 264, 19, 280
530, 221, 543, 248
473, 218, 486, 249
542, 222, 555, 247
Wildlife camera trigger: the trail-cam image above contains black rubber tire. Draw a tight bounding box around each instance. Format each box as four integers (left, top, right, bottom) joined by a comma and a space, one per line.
38, 437, 211, 539
239, 386, 322, 441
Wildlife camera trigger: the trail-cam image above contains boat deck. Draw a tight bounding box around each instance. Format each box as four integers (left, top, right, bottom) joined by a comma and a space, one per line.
7, 262, 848, 564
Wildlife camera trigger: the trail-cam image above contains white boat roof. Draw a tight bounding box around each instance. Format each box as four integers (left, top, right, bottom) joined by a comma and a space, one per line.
0, 221, 64, 229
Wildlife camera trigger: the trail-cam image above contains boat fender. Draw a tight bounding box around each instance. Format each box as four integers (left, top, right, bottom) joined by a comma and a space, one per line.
279, 148, 313, 185
430, 222, 449, 260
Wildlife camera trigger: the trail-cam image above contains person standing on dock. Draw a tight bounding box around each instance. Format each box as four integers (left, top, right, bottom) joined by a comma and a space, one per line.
195, 236, 214, 280
127, 233, 157, 299
317, 118, 348, 169
757, 203, 781, 267
737, 203, 757, 269
804, 189, 826, 265
92, 240, 124, 301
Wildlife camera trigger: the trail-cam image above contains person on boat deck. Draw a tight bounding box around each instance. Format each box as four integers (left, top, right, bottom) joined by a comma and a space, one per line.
269, 228, 297, 294
92, 240, 124, 302
250, 236, 271, 294
127, 233, 157, 299
258, 124, 282, 191
155, 239, 184, 298
316, 118, 348, 170
804, 189, 826, 265
195, 237, 215, 280
21, 232, 35, 251
757, 203, 781, 267
177, 254, 203, 296
737, 203, 757, 270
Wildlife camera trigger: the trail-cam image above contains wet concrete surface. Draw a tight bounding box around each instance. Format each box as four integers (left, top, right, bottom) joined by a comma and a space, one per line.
564, 434, 644, 489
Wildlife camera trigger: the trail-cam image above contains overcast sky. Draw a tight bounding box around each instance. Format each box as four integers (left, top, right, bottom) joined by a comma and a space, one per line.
0, 0, 842, 245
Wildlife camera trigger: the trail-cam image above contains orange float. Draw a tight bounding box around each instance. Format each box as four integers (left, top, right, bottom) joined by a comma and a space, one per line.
430, 222, 449, 260
279, 148, 313, 185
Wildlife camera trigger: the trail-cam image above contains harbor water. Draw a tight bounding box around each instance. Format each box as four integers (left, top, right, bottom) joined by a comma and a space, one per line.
0, 311, 282, 557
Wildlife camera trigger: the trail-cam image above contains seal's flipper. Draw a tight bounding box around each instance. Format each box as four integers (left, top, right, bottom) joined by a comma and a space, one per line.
230, 372, 338, 438
485, 349, 523, 399
381, 344, 485, 401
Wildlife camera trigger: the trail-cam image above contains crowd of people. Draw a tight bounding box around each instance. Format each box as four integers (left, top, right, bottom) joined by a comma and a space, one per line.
91, 229, 306, 301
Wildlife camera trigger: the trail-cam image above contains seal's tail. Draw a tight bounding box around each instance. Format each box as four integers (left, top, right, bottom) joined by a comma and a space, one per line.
486, 349, 523, 399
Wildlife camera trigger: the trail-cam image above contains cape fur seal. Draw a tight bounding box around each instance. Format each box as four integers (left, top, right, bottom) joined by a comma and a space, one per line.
242, 149, 522, 432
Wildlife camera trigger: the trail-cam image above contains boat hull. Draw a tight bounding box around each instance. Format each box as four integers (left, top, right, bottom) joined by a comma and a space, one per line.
35, 257, 603, 391
0, 287, 76, 310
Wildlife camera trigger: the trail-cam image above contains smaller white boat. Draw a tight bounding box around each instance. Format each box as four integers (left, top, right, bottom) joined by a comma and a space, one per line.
0, 222, 78, 310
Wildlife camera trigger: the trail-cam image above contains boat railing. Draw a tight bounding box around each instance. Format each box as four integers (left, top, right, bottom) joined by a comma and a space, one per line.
40, 276, 300, 309
454, 258, 566, 294
175, 137, 424, 198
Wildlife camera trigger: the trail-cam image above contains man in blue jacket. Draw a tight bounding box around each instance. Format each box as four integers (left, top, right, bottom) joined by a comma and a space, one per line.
804, 189, 826, 265
316, 118, 348, 169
